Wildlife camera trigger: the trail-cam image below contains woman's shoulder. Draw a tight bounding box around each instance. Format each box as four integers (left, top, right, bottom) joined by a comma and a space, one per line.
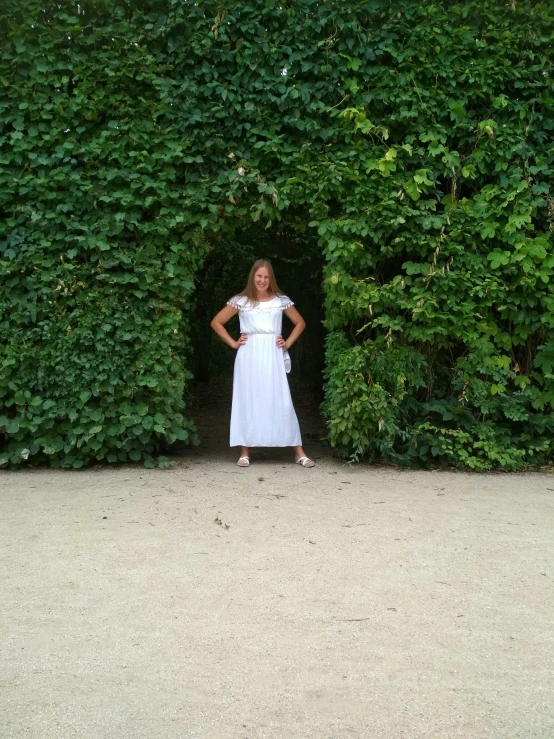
226, 294, 249, 310
278, 294, 294, 310
227, 294, 294, 310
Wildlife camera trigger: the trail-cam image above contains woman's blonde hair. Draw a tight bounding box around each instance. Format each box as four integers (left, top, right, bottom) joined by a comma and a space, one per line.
238, 259, 283, 305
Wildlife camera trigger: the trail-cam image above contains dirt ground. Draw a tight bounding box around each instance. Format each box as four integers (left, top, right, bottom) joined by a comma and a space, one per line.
1, 387, 553, 738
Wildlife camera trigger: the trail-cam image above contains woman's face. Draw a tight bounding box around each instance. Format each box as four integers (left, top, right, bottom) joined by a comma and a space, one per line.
254, 267, 270, 293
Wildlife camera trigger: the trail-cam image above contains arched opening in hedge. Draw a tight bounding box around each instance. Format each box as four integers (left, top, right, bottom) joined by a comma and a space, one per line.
188, 223, 326, 451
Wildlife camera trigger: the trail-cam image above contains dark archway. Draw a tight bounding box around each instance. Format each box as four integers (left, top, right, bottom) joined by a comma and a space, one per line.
186, 225, 327, 458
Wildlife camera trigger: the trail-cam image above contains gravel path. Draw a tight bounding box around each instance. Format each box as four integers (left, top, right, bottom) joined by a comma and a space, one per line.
1, 454, 552, 739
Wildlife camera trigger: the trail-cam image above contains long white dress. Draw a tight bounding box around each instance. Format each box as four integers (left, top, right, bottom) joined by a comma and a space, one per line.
227, 294, 302, 448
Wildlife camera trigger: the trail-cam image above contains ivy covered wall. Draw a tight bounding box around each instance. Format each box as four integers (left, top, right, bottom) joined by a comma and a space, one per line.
1, 0, 553, 468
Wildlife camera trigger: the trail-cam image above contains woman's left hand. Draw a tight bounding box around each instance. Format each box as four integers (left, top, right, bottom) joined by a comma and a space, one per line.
276, 335, 288, 349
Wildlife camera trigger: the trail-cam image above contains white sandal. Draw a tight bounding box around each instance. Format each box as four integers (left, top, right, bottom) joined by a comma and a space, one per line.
295, 456, 315, 468
237, 456, 250, 467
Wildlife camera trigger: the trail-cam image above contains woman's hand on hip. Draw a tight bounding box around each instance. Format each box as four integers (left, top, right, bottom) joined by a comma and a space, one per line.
234, 333, 248, 350
276, 335, 288, 349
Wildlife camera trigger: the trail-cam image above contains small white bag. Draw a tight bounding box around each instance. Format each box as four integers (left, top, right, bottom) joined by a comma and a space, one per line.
283, 349, 291, 373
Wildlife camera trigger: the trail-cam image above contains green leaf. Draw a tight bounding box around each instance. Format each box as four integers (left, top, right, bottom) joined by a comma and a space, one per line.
487, 250, 510, 269
480, 223, 498, 239
404, 180, 421, 201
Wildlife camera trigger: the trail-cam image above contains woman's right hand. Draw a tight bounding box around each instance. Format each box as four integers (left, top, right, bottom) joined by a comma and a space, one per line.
234, 333, 248, 350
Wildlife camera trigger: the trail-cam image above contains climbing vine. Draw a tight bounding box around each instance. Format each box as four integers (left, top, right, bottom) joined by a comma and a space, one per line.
1, 0, 553, 468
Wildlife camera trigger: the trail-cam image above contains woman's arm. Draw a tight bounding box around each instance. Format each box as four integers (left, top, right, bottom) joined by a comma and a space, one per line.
210, 305, 246, 350
278, 306, 306, 349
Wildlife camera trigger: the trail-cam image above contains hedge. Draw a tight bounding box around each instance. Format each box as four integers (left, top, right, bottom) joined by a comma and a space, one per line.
1, 0, 553, 469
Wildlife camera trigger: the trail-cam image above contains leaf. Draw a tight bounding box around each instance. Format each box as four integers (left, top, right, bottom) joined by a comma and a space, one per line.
535, 346, 554, 375
480, 222, 498, 239
404, 180, 421, 201
413, 169, 433, 186
487, 250, 510, 269
402, 261, 426, 275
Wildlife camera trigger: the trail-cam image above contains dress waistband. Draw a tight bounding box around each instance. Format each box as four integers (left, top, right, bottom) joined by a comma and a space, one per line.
244, 331, 278, 336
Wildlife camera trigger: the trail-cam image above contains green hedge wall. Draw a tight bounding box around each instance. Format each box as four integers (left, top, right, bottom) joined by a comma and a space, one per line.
0, 1, 203, 467
1, 0, 553, 469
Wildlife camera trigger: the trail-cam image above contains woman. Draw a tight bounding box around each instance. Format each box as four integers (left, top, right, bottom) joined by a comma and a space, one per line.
211, 259, 315, 468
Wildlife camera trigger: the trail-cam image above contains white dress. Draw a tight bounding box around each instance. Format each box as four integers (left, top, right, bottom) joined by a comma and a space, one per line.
227, 294, 302, 448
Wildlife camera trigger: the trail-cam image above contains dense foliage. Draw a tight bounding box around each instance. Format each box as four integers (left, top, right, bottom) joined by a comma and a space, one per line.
1, 0, 553, 468
0, 0, 204, 468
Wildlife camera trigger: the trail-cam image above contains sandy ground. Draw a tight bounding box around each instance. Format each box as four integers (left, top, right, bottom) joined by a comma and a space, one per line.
1, 387, 553, 738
